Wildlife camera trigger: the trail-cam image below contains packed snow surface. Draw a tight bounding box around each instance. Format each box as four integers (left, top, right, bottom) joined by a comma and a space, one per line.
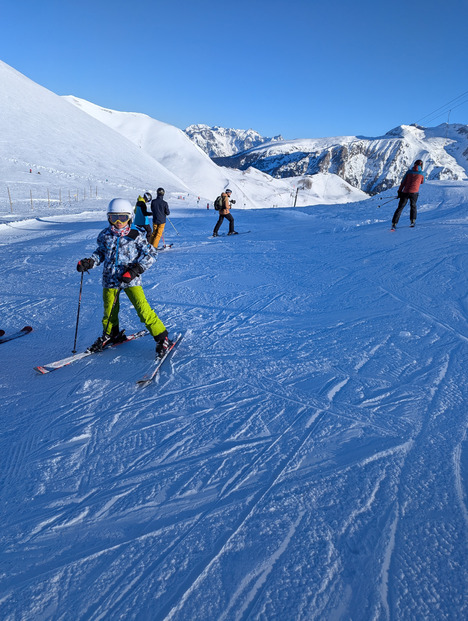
0, 180, 467, 620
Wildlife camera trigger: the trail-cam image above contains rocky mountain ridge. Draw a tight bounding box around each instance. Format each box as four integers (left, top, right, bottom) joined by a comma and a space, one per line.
191, 123, 468, 195
184, 124, 283, 158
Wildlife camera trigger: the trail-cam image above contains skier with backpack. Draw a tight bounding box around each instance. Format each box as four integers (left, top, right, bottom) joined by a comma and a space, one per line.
76, 198, 173, 358
149, 188, 170, 249
133, 192, 153, 241
213, 188, 237, 236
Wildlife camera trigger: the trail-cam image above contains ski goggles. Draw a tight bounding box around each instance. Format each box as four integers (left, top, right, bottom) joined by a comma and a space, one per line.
108, 213, 131, 225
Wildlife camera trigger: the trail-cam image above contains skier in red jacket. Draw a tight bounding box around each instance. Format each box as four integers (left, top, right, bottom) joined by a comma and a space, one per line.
391, 160, 425, 229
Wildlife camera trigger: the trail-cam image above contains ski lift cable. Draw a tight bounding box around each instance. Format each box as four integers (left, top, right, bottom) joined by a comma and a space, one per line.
415, 89, 468, 124
416, 90, 468, 123
419, 96, 468, 126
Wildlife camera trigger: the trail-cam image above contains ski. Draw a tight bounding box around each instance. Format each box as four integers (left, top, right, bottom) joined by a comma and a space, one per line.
34, 329, 149, 374
390, 224, 415, 232
0, 326, 33, 344
210, 231, 251, 238
137, 332, 184, 387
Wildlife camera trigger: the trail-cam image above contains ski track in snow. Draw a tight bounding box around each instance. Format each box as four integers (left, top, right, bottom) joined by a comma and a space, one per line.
0, 190, 467, 620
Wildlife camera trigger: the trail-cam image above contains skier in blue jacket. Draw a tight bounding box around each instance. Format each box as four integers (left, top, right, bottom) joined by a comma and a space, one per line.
133, 192, 152, 241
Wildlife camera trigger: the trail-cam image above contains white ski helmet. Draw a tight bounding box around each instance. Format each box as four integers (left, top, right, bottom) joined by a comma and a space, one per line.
107, 198, 133, 216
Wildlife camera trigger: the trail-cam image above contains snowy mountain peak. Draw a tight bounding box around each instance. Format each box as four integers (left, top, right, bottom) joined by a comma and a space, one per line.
184, 123, 283, 158
384, 124, 425, 138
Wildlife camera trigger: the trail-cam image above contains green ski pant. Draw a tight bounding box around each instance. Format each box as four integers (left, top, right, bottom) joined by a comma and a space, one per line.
102, 286, 166, 338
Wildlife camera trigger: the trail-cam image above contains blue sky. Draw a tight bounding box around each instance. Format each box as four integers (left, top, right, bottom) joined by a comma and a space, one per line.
1, 0, 467, 139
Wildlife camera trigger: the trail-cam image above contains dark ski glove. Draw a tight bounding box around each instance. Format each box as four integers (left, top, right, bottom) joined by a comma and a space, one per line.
77, 258, 95, 272
397, 191, 403, 198
121, 263, 144, 283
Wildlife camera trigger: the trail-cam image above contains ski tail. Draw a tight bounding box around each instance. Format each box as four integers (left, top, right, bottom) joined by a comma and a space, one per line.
34, 330, 148, 374
0, 326, 33, 344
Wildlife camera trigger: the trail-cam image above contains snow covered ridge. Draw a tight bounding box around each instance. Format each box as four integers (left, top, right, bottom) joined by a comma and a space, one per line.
206, 123, 468, 195
184, 123, 284, 158
0, 60, 366, 210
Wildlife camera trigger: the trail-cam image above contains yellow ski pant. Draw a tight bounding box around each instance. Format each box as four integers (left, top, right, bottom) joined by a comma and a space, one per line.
102, 286, 166, 338
149, 223, 166, 248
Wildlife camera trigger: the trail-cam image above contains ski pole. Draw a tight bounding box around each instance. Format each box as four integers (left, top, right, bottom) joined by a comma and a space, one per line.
167, 217, 180, 236
103, 285, 122, 338
72, 272, 85, 353
378, 196, 399, 208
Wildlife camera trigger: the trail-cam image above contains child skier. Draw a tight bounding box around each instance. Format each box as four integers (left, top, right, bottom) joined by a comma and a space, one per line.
133, 192, 153, 241
76, 198, 173, 358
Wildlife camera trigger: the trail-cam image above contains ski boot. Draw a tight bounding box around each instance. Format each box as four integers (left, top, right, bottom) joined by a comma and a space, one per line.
410, 220, 416, 228
227, 231, 238, 236
154, 330, 174, 359
390, 223, 396, 231
87, 334, 111, 353
109, 325, 127, 345
212, 232, 219, 237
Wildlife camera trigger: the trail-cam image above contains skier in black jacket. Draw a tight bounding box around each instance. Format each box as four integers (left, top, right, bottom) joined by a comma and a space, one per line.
149, 188, 170, 249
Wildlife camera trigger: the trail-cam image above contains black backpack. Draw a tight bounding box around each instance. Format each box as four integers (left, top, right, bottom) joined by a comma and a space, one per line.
214, 196, 223, 211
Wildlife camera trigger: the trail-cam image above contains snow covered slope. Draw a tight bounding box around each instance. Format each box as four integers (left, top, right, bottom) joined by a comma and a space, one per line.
0, 61, 190, 200
63, 96, 238, 200
213, 123, 468, 194
0, 181, 467, 620
184, 123, 283, 157
0, 60, 366, 210
64, 96, 365, 207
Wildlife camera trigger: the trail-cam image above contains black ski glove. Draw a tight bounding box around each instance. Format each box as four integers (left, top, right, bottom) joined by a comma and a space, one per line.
230, 199, 236, 204
77, 258, 95, 272
121, 263, 144, 283
397, 191, 403, 199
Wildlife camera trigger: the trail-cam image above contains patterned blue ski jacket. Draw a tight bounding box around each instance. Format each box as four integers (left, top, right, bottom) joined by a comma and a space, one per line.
90, 226, 157, 289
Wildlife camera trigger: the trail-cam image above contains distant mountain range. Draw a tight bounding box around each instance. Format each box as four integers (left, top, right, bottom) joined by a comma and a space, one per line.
186, 124, 468, 195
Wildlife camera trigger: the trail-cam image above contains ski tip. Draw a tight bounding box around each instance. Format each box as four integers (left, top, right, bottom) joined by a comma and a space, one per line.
136, 378, 152, 386
22, 326, 33, 333
0, 330, 4, 337
136, 331, 184, 387
34, 365, 48, 374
